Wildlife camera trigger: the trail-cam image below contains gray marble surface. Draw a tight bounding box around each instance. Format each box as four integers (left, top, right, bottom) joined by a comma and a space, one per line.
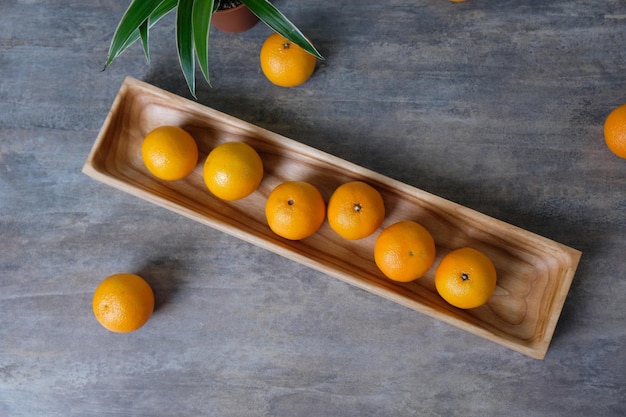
1, 0, 625, 416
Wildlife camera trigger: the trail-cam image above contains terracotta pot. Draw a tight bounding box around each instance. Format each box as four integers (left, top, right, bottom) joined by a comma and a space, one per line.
212, 4, 260, 33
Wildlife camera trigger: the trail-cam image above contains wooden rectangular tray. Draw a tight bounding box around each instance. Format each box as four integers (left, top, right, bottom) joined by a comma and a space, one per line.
83, 77, 581, 359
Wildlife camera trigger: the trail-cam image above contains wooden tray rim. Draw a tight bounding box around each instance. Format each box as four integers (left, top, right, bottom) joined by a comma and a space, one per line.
82, 77, 582, 359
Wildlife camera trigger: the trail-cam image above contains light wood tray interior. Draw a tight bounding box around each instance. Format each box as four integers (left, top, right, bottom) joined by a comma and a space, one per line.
83, 77, 581, 359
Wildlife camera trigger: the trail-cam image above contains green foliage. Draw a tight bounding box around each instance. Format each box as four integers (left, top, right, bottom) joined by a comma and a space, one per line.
104, 0, 323, 97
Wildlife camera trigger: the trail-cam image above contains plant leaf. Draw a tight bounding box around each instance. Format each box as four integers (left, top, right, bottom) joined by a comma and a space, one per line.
177, 0, 196, 96
105, 0, 169, 68
193, 0, 215, 85
136, 0, 178, 64
139, 20, 150, 63
108, 0, 177, 67
240, 0, 323, 59
151, 0, 179, 24
212, 0, 221, 13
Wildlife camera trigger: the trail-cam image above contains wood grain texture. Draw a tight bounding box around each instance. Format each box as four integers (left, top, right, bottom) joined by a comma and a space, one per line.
84, 77, 581, 359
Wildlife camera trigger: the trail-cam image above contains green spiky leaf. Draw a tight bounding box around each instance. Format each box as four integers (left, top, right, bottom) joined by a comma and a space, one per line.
212, 0, 221, 13
139, 19, 150, 63
105, 0, 163, 67
177, 0, 196, 96
240, 0, 323, 59
143, 0, 179, 62
105, 0, 323, 96
151, 0, 179, 24
193, 0, 215, 85
105, 0, 177, 68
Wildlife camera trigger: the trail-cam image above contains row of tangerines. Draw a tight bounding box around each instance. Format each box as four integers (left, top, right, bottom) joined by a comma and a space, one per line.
92, 99, 626, 333
92, 125, 497, 333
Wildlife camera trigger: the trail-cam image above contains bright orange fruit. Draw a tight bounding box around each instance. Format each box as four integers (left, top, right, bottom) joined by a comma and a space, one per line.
141, 126, 198, 180
604, 103, 626, 159
260, 33, 317, 87
435, 247, 497, 309
203, 142, 264, 201
374, 221, 436, 282
327, 181, 385, 240
265, 181, 326, 240
92, 273, 155, 333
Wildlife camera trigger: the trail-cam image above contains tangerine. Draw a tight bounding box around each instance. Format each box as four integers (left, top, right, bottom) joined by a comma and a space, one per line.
604, 103, 626, 159
92, 273, 155, 333
435, 247, 497, 309
265, 181, 326, 240
374, 221, 436, 282
203, 142, 264, 200
141, 126, 198, 180
327, 181, 385, 240
260, 33, 317, 87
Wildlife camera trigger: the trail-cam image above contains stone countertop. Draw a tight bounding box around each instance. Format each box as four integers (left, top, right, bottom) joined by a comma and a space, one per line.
1, 1, 624, 416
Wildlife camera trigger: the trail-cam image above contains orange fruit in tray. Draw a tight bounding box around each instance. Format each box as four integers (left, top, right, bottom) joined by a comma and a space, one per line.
327, 181, 385, 240
374, 221, 436, 282
203, 142, 264, 201
141, 126, 199, 181
604, 103, 626, 159
260, 33, 317, 87
93, 273, 155, 333
266, 181, 326, 240
435, 247, 497, 309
